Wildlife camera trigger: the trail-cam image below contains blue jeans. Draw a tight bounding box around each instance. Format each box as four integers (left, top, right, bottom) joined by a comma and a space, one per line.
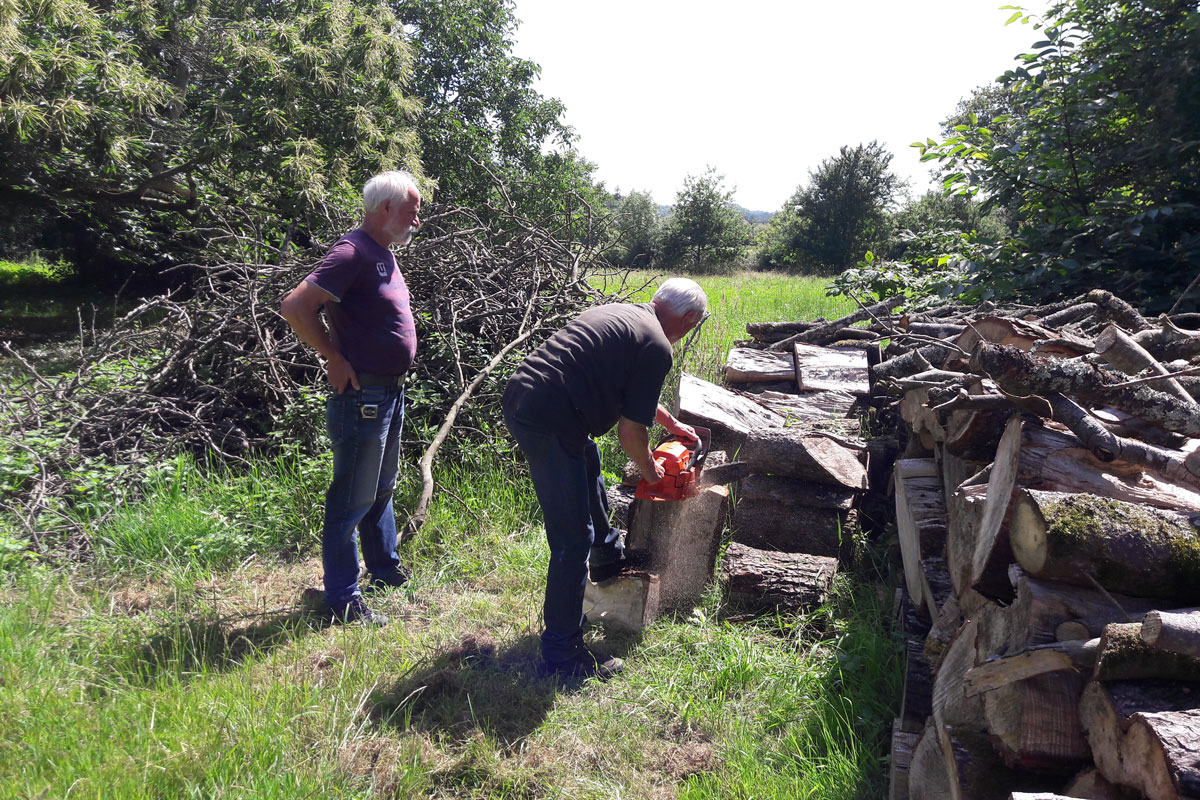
322, 385, 406, 606
503, 404, 624, 664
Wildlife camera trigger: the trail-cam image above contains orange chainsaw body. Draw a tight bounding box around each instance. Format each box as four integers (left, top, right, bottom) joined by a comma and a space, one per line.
634, 427, 710, 502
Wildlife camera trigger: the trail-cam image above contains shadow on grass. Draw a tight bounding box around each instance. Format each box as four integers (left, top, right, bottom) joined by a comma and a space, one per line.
123, 605, 332, 687
371, 627, 642, 746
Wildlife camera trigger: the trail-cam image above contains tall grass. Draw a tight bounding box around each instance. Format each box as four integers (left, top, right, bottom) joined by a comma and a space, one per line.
0, 269, 901, 799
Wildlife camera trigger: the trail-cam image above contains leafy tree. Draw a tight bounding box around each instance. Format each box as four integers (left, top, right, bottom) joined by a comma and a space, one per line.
609, 190, 660, 267
0, 0, 423, 280
758, 141, 902, 274
917, 0, 1200, 312
657, 168, 748, 274
887, 191, 1010, 256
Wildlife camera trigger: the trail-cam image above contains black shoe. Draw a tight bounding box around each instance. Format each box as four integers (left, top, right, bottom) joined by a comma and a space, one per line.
589, 549, 652, 584
366, 565, 412, 594
331, 595, 389, 625
540, 649, 625, 681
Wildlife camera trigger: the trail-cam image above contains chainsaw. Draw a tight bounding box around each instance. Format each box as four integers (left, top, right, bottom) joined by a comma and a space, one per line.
634, 425, 750, 502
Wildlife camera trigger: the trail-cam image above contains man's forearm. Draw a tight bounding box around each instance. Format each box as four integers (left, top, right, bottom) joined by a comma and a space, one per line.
616, 418, 656, 478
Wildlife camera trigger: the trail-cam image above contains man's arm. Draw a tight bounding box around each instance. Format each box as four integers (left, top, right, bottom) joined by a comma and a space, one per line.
655, 405, 698, 442
280, 280, 360, 393
617, 417, 665, 482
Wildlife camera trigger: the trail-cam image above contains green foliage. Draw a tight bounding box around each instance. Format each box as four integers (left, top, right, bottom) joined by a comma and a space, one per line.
758, 141, 903, 275
657, 168, 749, 274
610, 190, 661, 267
0, 0, 423, 279
916, 0, 1200, 312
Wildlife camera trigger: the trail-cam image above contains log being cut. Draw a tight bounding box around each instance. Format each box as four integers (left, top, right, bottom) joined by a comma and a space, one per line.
677, 372, 783, 452
739, 427, 868, 489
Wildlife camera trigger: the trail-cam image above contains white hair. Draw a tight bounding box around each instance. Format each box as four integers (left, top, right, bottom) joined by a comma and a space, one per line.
362, 170, 419, 214
652, 277, 707, 316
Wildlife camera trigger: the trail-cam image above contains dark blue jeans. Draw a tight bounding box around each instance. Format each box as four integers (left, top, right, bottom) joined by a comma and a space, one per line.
322, 385, 406, 606
503, 404, 624, 664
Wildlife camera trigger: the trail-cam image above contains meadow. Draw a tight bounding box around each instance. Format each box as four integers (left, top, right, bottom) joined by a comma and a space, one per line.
0, 268, 901, 799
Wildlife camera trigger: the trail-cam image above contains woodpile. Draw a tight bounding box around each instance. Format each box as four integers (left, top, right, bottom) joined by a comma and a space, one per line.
864, 291, 1200, 800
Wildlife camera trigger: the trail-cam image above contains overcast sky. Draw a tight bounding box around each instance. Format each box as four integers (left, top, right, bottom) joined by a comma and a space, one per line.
510, 0, 1052, 211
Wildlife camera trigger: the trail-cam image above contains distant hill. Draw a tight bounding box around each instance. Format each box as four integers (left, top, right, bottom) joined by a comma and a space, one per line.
656, 204, 775, 224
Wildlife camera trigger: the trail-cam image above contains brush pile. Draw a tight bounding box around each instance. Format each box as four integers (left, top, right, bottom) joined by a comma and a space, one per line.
0, 201, 624, 548
855, 290, 1200, 800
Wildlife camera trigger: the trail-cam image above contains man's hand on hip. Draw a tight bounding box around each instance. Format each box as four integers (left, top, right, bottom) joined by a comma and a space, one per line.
327, 353, 360, 394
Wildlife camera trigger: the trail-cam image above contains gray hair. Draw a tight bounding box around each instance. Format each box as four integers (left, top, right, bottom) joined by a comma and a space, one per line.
363, 170, 419, 214
652, 277, 707, 316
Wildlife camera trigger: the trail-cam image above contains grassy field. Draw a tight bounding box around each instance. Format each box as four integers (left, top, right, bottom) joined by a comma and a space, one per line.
0, 269, 899, 799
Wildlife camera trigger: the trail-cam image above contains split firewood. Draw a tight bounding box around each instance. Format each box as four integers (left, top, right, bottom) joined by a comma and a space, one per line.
792, 342, 869, 394
677, 372, 783, 451
719, 542, 837, 613
1142, 609, 1200, 659
895, 459, 948, 616
1122, 709, 1200, 800
903, 637, 935, 730
890, 720, 922, 800
583, 572, 660, 632
954, 315, 1091, 357
932, 619, 985, 728
1009, 489, 1200, 602
946, 484, 993, 598
1080, 679, 1200, 794
1046, 393, 1200, 491
900, 387, 944, 445
766, 295, 904, 351
908, 721, 1046, 800
1095, 324, 1197, 406
1093, 623, 1200, 682
964, 639, 1098, 696
724, 347, 797, 383
972, 342, 1200, 439
1063, 766, 1146, 800
926, 592, 965, 660
983, 669, 1091, 770
738, 427, 867, 489
908, 721, 953, 800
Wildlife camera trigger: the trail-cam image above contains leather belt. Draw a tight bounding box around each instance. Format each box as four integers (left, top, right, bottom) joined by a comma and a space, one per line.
357, 373, 403, 387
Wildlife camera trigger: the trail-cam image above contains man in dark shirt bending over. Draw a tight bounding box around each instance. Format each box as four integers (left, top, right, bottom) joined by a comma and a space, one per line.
281, 170, 421, 626
503, 278, 708, 679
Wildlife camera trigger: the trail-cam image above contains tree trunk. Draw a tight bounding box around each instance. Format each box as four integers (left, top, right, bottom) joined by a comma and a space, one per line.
1093, 623, 1200, 682
719, 542, 837, 613
1142, 609, 1200, 659
1080, 679, 1200, 794
1095, 324, 1197, 407
738, 427, 868, 488
767, 295, 903, 351
972, 342, 1200, 439
1123, 709, 1200, 800
746, 320, 817, 341
1010, 490, 1200, 602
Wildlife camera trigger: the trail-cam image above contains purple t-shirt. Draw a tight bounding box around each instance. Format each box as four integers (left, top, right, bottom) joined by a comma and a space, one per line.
304, 229, 417, 377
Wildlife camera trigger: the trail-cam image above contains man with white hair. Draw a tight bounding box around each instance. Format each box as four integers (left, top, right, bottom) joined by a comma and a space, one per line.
281, 170, 422, 625
503, 278, 708, 679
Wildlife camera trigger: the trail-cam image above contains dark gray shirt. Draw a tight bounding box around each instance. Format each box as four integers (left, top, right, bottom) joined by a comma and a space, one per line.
504, 303, 673, 439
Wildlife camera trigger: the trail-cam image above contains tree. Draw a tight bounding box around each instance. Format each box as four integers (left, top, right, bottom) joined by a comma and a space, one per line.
917, 0, 1200, 312
609, 190, 660, 267
0, 0, 423, 280
758, 142, 902, 274
657, 168, 748, 274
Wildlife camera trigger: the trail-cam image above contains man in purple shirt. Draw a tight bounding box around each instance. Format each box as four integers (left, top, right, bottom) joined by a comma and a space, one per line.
281, 171, 422, 625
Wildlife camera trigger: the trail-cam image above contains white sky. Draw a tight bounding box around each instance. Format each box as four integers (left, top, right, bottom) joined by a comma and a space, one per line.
510, 0, 1051, 212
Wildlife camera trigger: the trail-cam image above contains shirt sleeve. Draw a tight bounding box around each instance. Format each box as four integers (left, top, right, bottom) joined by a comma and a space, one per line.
304, 239, 359, 302
620, 344, 673, 426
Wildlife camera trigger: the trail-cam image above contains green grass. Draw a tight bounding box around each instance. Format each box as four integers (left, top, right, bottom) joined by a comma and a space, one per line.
0, 270, 901, 799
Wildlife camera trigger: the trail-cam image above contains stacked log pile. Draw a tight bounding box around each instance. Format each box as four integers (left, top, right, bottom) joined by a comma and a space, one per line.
866, 291, 1200, 800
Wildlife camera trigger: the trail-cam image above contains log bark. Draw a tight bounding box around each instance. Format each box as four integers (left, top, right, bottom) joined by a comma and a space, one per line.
739, 427, 868, 488
746, 320, 817, 340
719, 542, 837, 613
983, 670, 1091, 770
791, 342, 869, 394
1080, 679, 1200, 794
1086, 289, 1152, 333
738, 387, 858, 420
972, 342, 1200, 439
1093, 623, 1200, 682
891, 720, 922, 800
1010, 489, 1200, 602
903, 638, 934, 731
1142, 610, 1200, 659
767, 295, 904, 351
1123, 709, 1200, 800
1041, 302, 1100, 329
732, 497, 849, 557
606, 484, 636, 531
